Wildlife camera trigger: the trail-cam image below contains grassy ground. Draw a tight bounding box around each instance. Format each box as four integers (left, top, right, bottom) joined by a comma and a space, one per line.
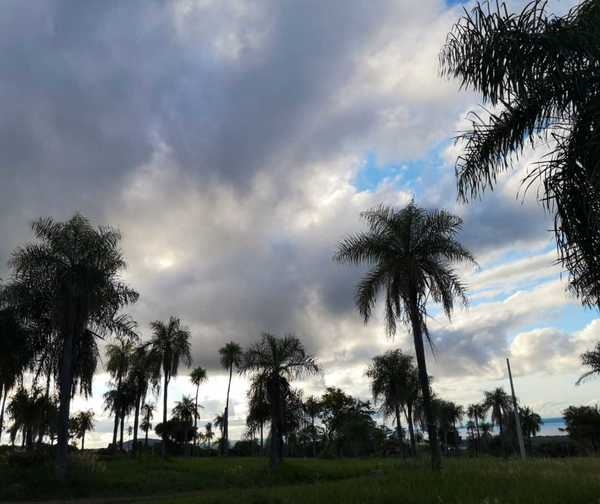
1, 455, 600, 503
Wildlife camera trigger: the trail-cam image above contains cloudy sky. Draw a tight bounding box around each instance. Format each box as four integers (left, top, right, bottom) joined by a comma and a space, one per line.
1, 0, 595, 447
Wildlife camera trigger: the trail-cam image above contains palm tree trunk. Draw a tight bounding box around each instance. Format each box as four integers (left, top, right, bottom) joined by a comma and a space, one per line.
193, 383, 199, 452
260, 422, 264, 455
0, 385, 7, 442
311, 416, 316, 457
132, 395, 141, 456
81, 431, 85, 451
112, 375, 122, 449
406, 407, 417, 456
161, 374, 168, 458
268, 379, 282, 469
145, 425, 149, 447
395, 404, 405, 457
38, 370, 52, 446
409, 300, 441, 471
56, 319, 76, 481
223, 365, 233, 456
119, 412, 125, 450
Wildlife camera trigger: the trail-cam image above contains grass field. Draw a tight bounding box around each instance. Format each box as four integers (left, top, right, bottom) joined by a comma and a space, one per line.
2, 455, 600, 503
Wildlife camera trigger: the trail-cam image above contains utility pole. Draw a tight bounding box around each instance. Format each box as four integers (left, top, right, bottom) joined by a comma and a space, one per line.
506, 358, 526, 459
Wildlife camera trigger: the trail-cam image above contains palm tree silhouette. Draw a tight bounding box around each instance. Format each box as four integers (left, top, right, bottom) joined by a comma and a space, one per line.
72, 410, 95, 450
577, 343, 600, 385
335, 203, 475, 470
141, 403, 155, 447
5, 215, 138, 478
441, 0, 600, 306
367, 349, 419, 456
150, 316, 192, 458
467, 403, 485, 454
520, 406, 543, 452
484, 388, 511, 455
204, 422, 214, 448
173, 396, 199, 455
219, 342, 242, 455
190, 366, 207, 453
242, 333, 318, 469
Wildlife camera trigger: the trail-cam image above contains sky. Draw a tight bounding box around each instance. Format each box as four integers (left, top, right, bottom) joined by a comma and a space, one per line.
0, 0, 595, 448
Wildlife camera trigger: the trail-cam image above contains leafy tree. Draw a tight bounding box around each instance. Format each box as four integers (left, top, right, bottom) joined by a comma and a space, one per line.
303, 395, 321, 457
219, 342, 242, 455
367, 349, 419, 455
190, 366, 207, 451
4, 215, 138, 478
563, 405, 600, 452
520, 406, 543, 451
70, 410, 95, 450
440, 0, 600, 306
150, 316, 192, 457
242, 333, 318, 469
334, 203, 474, 469
577, 342, 600, 385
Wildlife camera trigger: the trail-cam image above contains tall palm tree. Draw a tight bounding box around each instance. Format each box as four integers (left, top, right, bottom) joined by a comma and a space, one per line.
105, 337, 136, 449
242, 333, 319, 469
334, 203, 475, 470
467, 403, 485, 454
520, 406, 543, 452
72, 410, 95, 450
219, 342, 242, 455
173, 396, 198, 456
190, 366, 207, 452
366, 349, 419, 456
440, 0, 600, 306
141, 403, 154, 447
577, 342, 600, 385
5, 215, 138, 478
150, 316, 192, 457
126, 345, 159, 455
484, 388, 511, 454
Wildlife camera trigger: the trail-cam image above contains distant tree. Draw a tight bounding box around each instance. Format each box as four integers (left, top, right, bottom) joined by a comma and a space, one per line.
335, 203, 475, 470
70, 410, 95, 450
5, 215, 138, 478
242, 333, 318, 469
441, 0, 600, 306
141, 403, 154, 447
484, 388, 511, 454
367, 349, 419, 455
204, 422, 214, 448
219, 342, 242, 455
577, 343, 600, 385
303, 396, 321, 457
190, 366, 207, 452
467, 403, 486, 454
563, 405, 600, 452
520, 406, 543, 451
150, 316, 192, 457
7, 387, 44, 449
173, 396, 199, 456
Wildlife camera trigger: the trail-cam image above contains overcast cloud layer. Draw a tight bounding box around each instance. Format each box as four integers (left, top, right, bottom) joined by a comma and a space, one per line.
1, 0, 595, 447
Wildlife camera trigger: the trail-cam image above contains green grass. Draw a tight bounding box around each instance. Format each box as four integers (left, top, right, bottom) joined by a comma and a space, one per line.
2, 456, 600, 503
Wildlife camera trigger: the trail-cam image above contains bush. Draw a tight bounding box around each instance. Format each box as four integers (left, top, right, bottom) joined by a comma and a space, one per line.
7, 449, 51, 468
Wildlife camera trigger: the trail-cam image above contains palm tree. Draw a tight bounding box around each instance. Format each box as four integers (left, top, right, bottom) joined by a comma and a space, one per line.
440, 0, 600, 306
242, 333, 319, 469
7, 387, 44, 449
190, 366, 207, 452
577, 343, 600, 385
204, 422, 214, 448
105, 337, 136, 449
334, 203, 475, 469
72, 410, 95, 450
126, 345, 159, 455
246, 375, 270, 455
366, 349, 419, 456
141, 403, 154, 447
303, 396, 321, 457
520, 406, 543, 452
173, 396, 198, 455
467, 403, 485, 454
484, 388, 511, 454
219, 342, 242, 455
150, 316, 192, 457
0, 308, 33, 443
4, 215, 138, 478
